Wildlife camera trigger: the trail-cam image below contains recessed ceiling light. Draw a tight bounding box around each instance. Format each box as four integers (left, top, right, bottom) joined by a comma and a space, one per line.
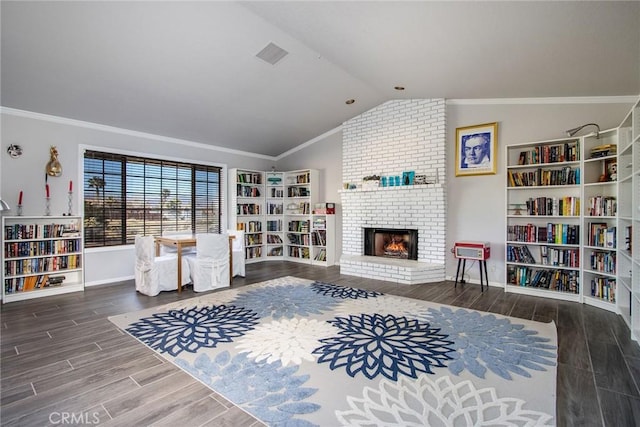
345, 99, 355, 105
394, 86, 405, 91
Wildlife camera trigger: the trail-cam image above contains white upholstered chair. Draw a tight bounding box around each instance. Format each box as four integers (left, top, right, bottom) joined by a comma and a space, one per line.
134, 235, 191, 296
185, 233, 230, 292
227, 229, 246, 278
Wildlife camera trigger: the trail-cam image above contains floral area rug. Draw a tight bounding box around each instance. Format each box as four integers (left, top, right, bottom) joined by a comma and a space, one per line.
109, 276, 557, 426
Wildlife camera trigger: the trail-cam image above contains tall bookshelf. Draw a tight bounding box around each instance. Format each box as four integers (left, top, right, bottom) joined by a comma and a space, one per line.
505, 137, 582, 302
624, 98, 640, 341
284, 169, 319, 263
504, 96, 640, 343
582, 129, 619, 311
311, 213, 335, 266
229, 169, 265, 263
2, 215, 84, 303
229, 168, 335, 266
265, 171, 285, 259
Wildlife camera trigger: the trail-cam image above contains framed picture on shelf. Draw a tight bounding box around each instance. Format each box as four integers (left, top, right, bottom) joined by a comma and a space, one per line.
455, 122, 498, 176
605, 158, 617, 181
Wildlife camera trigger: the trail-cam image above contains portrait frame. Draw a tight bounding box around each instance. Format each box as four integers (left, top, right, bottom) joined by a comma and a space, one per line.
455, 122, 498, 176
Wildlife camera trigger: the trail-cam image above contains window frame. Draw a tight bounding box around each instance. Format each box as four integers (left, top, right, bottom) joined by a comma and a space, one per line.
80, 145, 226, 248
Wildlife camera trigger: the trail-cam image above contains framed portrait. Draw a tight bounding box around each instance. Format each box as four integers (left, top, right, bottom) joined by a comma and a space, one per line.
455, 122, 498, 176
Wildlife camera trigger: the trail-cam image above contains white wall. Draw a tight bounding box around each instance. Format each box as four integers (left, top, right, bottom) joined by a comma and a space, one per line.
275, 129, 344, 262
1, 111, 275, 286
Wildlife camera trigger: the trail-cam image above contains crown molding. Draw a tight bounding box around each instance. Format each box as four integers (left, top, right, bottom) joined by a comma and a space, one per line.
275, 125, 343, 161
0, 107, 277, 161
446, 95, 638, 105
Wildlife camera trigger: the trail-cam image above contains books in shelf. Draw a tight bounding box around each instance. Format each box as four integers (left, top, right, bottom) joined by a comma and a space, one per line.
524, 196, 580, 216
507, 266, 579, 293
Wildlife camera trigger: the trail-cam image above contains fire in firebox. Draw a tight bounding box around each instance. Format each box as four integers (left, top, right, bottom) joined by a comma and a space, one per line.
383, 235, 409, 258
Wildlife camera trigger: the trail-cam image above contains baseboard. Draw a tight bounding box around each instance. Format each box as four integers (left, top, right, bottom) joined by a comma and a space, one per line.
85, 275, 134, 287
446, 275, 505, 289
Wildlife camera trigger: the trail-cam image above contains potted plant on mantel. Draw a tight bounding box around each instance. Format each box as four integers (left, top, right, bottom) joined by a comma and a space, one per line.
362, 174, 381, 189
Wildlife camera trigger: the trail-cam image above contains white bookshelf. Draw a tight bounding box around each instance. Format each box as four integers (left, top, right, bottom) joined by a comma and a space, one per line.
2, 215, 84, 303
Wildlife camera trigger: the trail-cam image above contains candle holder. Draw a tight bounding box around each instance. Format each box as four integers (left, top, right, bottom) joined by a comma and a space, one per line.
45, 197, 51, 216
16, 204, 23, 216
67, 191, 73, 216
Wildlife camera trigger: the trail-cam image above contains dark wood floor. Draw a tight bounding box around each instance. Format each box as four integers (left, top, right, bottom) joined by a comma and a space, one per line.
2, 262, 640, 426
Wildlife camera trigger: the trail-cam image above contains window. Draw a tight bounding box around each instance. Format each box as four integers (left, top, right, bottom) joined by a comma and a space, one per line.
83, 150, 223, 248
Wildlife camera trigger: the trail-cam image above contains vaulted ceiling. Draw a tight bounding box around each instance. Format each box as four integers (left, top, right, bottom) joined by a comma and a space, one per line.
2, 1, 639, 157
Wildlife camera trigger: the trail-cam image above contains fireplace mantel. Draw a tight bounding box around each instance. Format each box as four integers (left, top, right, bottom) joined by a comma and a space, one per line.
339, 183, 442, 194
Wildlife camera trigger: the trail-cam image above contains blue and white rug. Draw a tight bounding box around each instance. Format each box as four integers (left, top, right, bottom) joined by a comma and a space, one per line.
109, 276, 557, 426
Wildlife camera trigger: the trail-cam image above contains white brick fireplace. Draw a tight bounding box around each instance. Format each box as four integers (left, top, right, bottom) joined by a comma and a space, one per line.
340, 99, 446, 284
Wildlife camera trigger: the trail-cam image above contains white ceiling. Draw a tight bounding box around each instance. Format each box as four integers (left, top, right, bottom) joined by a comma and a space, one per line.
2, 1, 639, 158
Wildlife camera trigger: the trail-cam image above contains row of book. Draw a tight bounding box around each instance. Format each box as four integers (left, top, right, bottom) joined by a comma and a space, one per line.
288, 246, 310, 259
244, 234, 263, 246
507, 223, 579, 244
237, 204, 261, 215
586, 196, 617, 217
236, 221, 262, 232
287, 233, 310, 246
266, 234, 283, 244
591, 277, 616, 302
288, 220, 310, 233
236, 184, 261, 198
524, 196, 580, 216
236, 172, 262, 184
288, 172, 310, 184
286, 202, 310, 214
4, 238, 82, 259
540, 246, 580, 267
267, 246, 283, 257
267, 220, 282, 232
4, 223, 79, 240
287, 187, 310, 197
268, 188, 284, 198
587, 223, 616, 248
507, 266, 579, 293
312, 230, 327, 246
508, 167, 579, 187
506, 245, 536, 264
589, 251, 616, 274
245, 246, 262, 259
517, 141, 580, 165
4, 255, 81, 276
267, 203, 283, 214
314, 248, 327, 261
4, 274, 66, 294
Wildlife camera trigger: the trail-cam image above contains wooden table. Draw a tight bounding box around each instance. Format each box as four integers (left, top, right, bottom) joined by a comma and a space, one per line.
155, 234, 234, 293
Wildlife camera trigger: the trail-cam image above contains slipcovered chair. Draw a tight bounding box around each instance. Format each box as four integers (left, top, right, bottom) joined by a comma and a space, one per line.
134, 235, 191, 296
227, 229, 246, 278
185, 233, 230, 292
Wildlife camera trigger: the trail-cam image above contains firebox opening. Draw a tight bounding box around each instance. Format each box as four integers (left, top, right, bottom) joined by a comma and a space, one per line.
364, 228, 418, 260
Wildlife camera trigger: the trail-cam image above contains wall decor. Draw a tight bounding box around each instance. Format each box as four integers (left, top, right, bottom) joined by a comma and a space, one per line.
46, 145, 62, 177
455, 122, 498, 176
6, 144, 22, 158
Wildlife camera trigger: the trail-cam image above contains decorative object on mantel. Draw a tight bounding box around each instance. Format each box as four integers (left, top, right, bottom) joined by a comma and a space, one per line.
362, 175, 381, 189
7, 144, 22, 158
402, 171, 415, 185
455, 122, 498, 177
46, 145, 63, 177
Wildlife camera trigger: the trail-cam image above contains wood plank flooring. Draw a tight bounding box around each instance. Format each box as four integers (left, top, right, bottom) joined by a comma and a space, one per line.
2, 262, 639, 426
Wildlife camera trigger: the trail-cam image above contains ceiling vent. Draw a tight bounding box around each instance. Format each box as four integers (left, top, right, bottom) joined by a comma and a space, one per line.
256, 42, 289, 65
